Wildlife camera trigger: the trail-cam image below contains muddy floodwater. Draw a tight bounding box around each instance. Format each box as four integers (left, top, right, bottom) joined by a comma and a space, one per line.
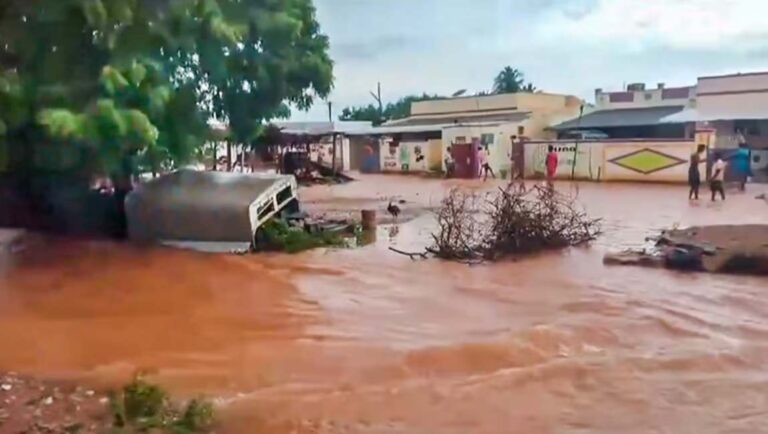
2, 176, 768, 433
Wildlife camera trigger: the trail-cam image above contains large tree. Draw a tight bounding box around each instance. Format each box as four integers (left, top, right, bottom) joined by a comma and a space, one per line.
0, 0, 333, 181
339, 93, 442, 126
492, 67, 536, 94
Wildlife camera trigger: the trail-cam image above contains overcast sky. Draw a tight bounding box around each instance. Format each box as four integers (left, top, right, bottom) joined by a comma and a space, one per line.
291, 0, 768, 120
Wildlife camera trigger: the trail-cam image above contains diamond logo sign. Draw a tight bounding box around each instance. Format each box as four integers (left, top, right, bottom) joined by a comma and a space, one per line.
609, 148, 686, 175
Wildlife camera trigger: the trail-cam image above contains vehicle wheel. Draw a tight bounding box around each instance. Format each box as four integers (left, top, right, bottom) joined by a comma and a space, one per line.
252, 227, 268, 250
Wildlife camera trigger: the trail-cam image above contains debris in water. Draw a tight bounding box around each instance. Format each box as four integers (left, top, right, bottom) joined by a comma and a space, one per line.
391, 184, 601, 263
605, 224, 768, 275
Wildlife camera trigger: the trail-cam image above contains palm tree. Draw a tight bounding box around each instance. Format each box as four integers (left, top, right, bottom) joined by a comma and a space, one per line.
492, 67, 536, 94
493, 67, 524, 94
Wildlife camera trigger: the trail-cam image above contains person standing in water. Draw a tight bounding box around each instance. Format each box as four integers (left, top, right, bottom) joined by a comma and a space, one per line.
732, 142, 752, 192
688, 144, 706, 200
545, 145, 559, 184
710, 156, 727, 202
444, 146, 455, 178
479, 146, 495, 181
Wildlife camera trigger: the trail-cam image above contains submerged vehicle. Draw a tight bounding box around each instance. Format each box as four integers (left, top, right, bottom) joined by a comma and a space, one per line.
125, 169, 299, 252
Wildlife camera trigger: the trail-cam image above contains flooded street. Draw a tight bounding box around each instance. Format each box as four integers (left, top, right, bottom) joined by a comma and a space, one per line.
2, 175, 768, 433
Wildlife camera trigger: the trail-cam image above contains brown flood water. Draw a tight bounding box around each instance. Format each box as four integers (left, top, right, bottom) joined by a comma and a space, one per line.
1, 175, 768, 433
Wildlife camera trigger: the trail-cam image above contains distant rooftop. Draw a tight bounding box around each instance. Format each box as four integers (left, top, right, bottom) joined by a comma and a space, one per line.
553, 106, 686, 130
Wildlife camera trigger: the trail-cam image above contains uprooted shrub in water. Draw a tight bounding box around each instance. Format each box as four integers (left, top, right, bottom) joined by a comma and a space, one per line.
110, 377, 214, 434
428, 184, 602, 262
254, 219, 345, 253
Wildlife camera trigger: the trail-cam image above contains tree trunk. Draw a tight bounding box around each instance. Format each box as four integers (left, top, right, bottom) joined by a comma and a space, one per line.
212, 142, 218, 171
226, 140, 232, 171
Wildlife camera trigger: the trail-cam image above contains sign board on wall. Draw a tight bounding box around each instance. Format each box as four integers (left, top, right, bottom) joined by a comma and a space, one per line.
382, 140, 399, 171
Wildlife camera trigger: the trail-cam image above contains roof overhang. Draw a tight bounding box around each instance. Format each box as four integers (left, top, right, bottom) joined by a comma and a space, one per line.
553, 106, 686, 130
350, 121, 512, 136
660, 109, 768, 123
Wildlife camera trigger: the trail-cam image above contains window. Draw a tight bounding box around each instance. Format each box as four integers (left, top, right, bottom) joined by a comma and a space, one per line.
609, 92, 634, 103
480, 133, 494, 146
517, 126, 525, 136
662, 87, 691, 100
454, 136, 466, 144
258, 200, 275, 221
276, 186, 293, 206
735, 120, 760, 136
644, 92, 653, 100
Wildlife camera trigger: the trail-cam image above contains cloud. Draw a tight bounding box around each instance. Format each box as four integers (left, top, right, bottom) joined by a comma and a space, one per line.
291, 0, 768, 121
331, 35, 412, 61
539, 0, 768, 52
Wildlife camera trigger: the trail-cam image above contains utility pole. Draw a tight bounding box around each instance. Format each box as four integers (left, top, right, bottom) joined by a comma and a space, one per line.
571, 104, 585, 180
370, 82, 383, 124
328, 100, 337, 174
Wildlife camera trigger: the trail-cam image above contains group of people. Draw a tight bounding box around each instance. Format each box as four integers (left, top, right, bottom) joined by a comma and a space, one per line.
443, 143, 559, 182
688, 142, 752, 202
442, 146, 508, 181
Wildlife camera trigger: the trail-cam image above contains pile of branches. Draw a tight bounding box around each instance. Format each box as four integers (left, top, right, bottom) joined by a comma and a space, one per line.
426, 184, 602, 262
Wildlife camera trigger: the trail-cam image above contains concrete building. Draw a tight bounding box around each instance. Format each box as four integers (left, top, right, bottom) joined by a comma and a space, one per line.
663, 71, 768, 180
666, 72, 768, 147
273, 121, 372, 172
363, 92, 583, 178
553, 82, 696, 139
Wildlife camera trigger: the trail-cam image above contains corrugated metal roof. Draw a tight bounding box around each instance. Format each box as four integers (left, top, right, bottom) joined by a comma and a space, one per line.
552, 106, 686, 130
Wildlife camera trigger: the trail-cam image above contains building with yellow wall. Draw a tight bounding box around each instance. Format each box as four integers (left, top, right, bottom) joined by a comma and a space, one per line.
362, 92, 583, 177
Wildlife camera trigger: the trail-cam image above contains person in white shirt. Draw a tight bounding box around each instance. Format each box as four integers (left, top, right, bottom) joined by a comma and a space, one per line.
444, 147, 455, 178
478, 146, 495, 181
710, 157, 726, 202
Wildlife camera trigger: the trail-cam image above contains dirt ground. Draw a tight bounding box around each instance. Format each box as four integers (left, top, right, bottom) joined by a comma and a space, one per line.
665, 224, 768, 274
0, 372, 111, 434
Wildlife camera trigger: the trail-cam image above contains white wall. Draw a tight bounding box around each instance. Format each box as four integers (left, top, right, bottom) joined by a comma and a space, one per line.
697, 73, 768, 121
699, 73, 768, 94
379, 137, 430, 172
310, 137, 351, 171
523, 141, 604, 180
524, 139, 699, 183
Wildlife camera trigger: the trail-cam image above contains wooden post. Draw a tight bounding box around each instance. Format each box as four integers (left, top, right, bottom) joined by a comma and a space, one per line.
361, 209, 377, 231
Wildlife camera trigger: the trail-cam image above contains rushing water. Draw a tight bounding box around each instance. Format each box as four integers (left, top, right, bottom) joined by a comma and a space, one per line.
1, 176, 768, 433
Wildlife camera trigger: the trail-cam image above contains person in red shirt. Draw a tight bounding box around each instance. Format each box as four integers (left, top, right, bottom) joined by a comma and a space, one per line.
545, 145, 559, 182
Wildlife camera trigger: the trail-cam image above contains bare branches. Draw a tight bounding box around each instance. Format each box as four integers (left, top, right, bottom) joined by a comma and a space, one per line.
389, 247, 429, 260
429, 184, 601, 262
430, 188, 485, 261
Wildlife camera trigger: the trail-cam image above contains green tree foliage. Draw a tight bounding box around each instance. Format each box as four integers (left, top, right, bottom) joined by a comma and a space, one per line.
492, 66, 536, 94
0, 0, 333, 179
339, 94, 442, 126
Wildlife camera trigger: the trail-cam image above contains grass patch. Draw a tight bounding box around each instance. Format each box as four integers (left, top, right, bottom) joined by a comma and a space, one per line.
110, 377, 214, 434
255, 219, 346, 254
